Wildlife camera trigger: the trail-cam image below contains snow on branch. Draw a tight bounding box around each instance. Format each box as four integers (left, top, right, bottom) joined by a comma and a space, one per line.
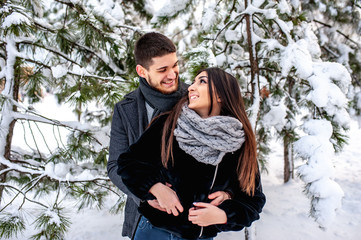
242, 3, 293, 43
294, 120, 344, 228
18, 39, 80, 66
0, 156, 108, 183
1, 11, 31, 29
280, 38, 351, 127
278, 25, 352, 228
151, 0, 191, 22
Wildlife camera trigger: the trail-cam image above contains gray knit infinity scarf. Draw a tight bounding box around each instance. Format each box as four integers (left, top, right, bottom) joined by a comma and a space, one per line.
174, 104, 245, 166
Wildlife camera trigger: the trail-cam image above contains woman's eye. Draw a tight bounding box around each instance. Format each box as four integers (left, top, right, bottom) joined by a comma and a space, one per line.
200, 79, 207, 84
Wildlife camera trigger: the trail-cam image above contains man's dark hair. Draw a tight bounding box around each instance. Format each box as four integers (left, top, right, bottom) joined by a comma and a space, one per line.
134, 32, 176, 69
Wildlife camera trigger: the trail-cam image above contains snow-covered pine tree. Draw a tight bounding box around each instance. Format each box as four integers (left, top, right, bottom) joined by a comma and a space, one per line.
145, 0, 353, 232
0, 0, 145, 238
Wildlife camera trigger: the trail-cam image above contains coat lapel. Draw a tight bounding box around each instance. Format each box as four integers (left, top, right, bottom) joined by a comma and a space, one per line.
119, 88, 148, 144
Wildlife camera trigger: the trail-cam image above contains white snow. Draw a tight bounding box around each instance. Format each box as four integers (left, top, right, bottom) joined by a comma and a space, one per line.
150, 0, 190, 23
225, 29, 240, 42
44, 208, 62, 225
51, 65, 68, 79
2, 12, 30, 28
262, 102, 287, 131
294, 119, 344, 228
54, 162, 70, 178
201, 2, 217, 31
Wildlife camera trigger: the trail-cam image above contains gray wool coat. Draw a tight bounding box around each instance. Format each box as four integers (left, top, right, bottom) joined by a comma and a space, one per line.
107, 83, 188, 238
108, 88, 146, 238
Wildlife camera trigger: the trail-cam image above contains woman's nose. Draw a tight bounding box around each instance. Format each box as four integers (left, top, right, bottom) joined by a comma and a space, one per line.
188, 83, 195, 91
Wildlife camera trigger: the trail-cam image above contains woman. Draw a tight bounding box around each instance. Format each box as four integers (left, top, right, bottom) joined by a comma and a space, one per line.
117, 67, 266, 240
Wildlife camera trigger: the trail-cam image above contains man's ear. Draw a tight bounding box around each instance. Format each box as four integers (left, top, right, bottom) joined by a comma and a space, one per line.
136, 65, 147, 78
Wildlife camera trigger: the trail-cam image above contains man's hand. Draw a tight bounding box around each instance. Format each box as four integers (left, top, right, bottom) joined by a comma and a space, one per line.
149, 182, 184, 216
188, 202, 227, 226
208, 191, 231, 206
147, 183, 173, 212
147, 199, 167, 211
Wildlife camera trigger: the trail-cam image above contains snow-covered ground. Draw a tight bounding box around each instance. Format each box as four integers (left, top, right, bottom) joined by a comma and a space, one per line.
5, 94, 361, 240
66, 121, 361, 240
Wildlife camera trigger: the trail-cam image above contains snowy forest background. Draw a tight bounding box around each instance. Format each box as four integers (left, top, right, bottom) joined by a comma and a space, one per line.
0, 0, 360, 239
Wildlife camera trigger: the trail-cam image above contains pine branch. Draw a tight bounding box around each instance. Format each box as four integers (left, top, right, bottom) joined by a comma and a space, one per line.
18, 39, 79, 66
13, 111, 103, 146
0, 211, 26, 239
213, 17, 241, 43
321, 45, 340, 58
0, 183, 48, 211
70, 42, 124, 75
0, 157, 109, 186
93, 182, 121, 197
54, 0, 141, 33
31, 206, 70, 240
1, 97, 103, 148
313, 19, 360, 47
19, 175, 46, 209
19, 38, 125, 75
22, 57, 129, 83
258, 67, 281, 74
253, 14, 272, 37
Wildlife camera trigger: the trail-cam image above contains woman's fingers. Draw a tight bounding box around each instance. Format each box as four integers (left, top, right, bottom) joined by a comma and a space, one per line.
208, 191, 230, 206
188, 202, 227, 226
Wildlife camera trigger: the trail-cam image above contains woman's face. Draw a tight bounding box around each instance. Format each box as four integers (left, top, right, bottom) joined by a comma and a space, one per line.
188, 71, 221, 118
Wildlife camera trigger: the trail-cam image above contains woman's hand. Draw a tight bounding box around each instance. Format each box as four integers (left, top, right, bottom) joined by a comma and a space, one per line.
208, 191, 231, 206
188, 202, 227, 226
149, 182, 184, 216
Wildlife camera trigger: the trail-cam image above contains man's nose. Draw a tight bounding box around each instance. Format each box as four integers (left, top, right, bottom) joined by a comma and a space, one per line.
167, 69, 176, 79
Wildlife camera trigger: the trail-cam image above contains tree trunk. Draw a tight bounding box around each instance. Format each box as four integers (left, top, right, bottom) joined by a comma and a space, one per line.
0, 119, 17, 202
284, 77, 295, 183
244, 1, 260, 239
0, 54, 20, 203
245, 224, 256, 240
283, 136, 293, 182
245, 0, 261, 130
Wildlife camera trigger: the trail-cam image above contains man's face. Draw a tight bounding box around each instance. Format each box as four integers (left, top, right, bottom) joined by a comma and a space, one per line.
137, 52, 179, 94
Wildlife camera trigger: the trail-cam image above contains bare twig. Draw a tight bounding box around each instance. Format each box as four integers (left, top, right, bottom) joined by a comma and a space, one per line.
27, 120, 42, 159
34, 121, 53, 154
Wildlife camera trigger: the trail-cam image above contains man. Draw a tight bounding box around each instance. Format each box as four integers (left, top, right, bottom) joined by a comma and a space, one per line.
107, 32, 188, 239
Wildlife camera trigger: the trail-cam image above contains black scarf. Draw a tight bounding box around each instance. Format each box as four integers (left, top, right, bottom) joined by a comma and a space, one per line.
139, 77, 187, 118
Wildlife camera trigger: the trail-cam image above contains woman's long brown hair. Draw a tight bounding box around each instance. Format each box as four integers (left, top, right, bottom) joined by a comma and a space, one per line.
161, 67, 258, 196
